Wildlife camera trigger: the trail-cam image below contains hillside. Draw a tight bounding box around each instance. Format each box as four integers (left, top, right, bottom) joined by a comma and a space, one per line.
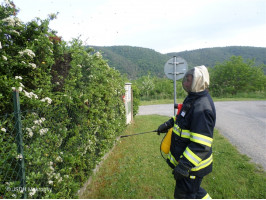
89, 46, 266, 79
168, 46, 266, 68
90, 46, 170, 79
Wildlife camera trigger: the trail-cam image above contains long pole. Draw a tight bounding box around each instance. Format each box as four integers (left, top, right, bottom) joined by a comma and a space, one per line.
120, 130, 157, 138
173, 56, 177, 115
13, 90, 27, 199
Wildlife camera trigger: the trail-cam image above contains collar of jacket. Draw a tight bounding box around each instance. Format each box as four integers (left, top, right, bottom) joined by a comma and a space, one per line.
187, 90, 208, 99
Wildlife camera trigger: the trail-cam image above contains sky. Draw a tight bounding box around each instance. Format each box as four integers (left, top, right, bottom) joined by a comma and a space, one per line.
3, 0, 266, 53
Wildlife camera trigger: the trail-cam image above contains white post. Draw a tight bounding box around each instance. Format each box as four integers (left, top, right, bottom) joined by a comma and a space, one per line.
124, 83, 132, 124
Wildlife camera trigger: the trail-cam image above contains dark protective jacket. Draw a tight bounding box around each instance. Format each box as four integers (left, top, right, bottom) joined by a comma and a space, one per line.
167, 90, 216, 177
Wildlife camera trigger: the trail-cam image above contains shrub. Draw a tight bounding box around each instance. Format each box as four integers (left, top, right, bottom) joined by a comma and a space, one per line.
0, 1, 126, 198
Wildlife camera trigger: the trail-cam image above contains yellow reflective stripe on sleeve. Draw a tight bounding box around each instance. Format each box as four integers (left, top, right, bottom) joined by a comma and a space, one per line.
181, 129, 191, 139
167, 151, 178, 167
173, 125, 181, 136
191, 154, 213, 171
202, 193, 212, 199
173, 124, 191, 139
183, 147, 202, 166
190, 132, 213, 147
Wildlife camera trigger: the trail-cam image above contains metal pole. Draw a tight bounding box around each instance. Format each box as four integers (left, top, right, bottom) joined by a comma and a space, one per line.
173, 56, 177, 115
13, 90, 27, 199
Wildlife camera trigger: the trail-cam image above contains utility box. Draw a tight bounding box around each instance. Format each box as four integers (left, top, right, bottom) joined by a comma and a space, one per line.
124, 83, 133, 124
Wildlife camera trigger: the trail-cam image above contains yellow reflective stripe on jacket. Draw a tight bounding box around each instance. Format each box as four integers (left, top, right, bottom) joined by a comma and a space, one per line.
173, 124, 191, 139
183, 147, 202, 166
191, 154, 213, 171
167, 151, 178, 167
202, 193, 212, 199
190, 132, 213, 147
180, 129, 191, 139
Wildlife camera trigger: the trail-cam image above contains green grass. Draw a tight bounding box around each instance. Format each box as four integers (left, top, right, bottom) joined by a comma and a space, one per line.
80, 115, 266, 199
140, 97, 266, 105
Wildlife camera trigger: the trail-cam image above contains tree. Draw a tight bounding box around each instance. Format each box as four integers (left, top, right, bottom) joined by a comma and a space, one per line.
209, 56, 266, 96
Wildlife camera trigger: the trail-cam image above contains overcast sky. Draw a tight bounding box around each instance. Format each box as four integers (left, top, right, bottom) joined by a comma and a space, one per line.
4, 0, 266, 53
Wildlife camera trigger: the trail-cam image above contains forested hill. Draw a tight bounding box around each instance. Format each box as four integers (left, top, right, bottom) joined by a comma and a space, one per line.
90, 46, 170, 79
89, 45, 266, 79
168, 46, 266, 69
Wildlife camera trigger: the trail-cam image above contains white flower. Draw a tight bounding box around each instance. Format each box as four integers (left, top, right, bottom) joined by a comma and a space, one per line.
12, 87, 16, 91
48, 180, 53, 185
95, 51, 102, 58
40, 97, 52, 104
2, 16, 22, 27
1, 128, 6, 132
24, 90, 38, 99
29, 188, 36, 197
34, 120, 40, 125
34, 118, 45, 125
0, 41, 2, 49
18, 87, 23, 92
19, 49, 35, 58
2, 17, 16, 26
49, 166, 54, 172
29, 63, 37, 69
39, 128, 48, 135
2, 55, 7, 61
16, 154, 23, 160
15, 76, 22, 80
26, 128, 33, 137
56, 156, 63, 162
11, 30, 20, 35
55, 173, 62, 181
19, 82, 24, 87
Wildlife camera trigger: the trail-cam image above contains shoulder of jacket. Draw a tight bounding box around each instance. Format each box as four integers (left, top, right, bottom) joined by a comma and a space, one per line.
193, 96, 212, 112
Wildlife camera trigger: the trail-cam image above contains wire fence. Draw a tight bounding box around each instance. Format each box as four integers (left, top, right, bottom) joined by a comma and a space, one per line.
1, 90, 125, 199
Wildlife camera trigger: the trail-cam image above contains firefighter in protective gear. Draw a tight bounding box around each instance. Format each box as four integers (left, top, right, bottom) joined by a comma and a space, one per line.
157, 65, 216, 199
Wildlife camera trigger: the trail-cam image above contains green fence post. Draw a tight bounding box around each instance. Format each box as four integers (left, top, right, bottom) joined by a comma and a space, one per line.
13, 90, 27, 199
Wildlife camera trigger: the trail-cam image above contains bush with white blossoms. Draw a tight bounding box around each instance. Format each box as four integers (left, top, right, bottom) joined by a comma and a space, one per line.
1, 0, 126, 199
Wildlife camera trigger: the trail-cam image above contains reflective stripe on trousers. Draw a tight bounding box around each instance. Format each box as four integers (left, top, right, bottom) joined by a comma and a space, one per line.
168, 150, 213, 171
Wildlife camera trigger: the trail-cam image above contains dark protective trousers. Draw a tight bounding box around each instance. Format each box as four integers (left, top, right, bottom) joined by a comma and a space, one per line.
174, 176, 210, 199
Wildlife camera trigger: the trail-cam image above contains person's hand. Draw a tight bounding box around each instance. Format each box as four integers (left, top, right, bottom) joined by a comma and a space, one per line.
157, 123, 169, 135
172, 162, 190, 180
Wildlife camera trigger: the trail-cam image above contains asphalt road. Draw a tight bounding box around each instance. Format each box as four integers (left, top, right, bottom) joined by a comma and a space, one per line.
138, 101, 266, 170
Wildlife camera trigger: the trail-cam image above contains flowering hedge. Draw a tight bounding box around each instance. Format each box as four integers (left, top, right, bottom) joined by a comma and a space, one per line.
0, 1, 126, 198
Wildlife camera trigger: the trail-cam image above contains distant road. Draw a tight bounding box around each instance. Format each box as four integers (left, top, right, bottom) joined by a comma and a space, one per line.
138, 101, 266, 170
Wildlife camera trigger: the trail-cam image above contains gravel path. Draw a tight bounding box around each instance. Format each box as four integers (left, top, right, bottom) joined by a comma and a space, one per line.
138, 101, 266, 170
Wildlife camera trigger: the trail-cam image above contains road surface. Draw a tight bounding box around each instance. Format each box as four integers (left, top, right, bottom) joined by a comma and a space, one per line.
138, 101, 266, 170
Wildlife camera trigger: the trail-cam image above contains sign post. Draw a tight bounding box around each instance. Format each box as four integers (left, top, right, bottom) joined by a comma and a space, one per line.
164, 56, 188, 115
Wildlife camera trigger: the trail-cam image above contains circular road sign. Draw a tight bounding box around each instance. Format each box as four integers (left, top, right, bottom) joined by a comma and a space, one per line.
164, 57, 188, 81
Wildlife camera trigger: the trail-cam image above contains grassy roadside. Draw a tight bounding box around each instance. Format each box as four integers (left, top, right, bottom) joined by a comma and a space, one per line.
80, 115, 266, 199
140, 97, 266, 105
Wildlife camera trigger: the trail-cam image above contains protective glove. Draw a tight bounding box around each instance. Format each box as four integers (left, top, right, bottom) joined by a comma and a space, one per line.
157, 118, 174, 135
157, 123, 169, 135
172, 162, 190, 180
